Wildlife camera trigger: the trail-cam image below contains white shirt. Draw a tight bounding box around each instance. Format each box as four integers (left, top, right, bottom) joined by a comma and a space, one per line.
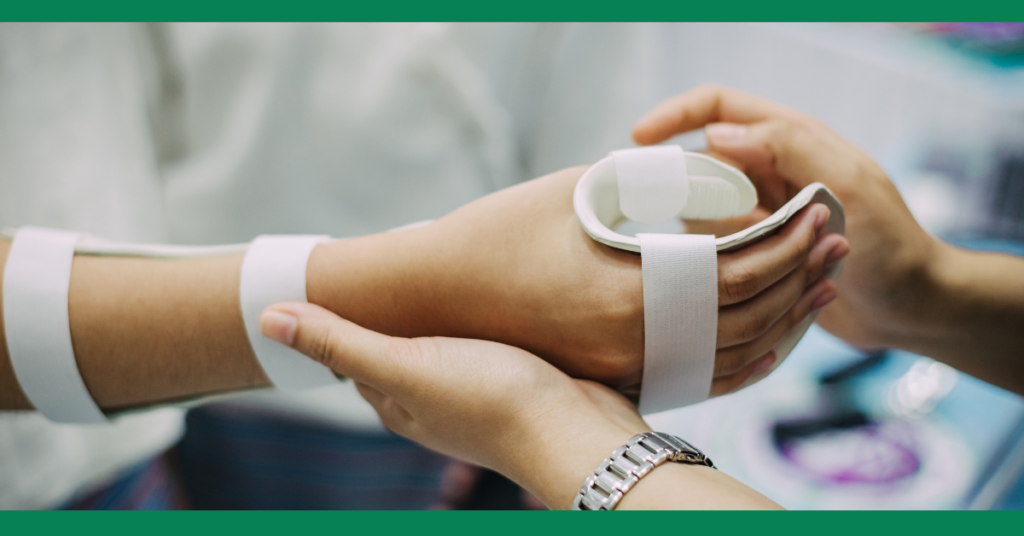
0, 22, 673, 508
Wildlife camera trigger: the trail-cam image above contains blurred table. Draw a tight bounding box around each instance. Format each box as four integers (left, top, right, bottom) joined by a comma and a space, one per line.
647, 237, 1024, 509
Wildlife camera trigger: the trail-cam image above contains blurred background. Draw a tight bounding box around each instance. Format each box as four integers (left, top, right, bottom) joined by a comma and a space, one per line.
1, 22, 1022, 510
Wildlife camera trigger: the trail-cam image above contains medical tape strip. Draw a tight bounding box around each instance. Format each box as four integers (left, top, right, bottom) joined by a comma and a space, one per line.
614, 146, 689, 225
636, 233, 718, 415
3, 227, 108, 423
239, 235, 341, 390
611, 148, 719, 414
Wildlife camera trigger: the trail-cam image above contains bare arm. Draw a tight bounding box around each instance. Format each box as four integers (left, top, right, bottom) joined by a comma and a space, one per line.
902, 244, 1024, 390
0, 229, 421, 411
1, 166, 841, 412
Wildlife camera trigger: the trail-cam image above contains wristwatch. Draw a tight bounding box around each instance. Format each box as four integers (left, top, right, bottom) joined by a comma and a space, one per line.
571, 431, 715, 511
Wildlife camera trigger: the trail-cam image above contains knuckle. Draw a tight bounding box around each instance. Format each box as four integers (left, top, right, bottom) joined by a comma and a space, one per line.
382, 338, 428, 384
738, 314, 773, 343
307, 326, 341, 369
721, 263, 760, 303
714, 352, 741, 377
788, 295, 814, 327
804, 254, 826, 284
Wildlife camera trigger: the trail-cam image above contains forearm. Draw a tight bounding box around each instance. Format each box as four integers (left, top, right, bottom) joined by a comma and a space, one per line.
0, 239, 265, 411
0, 230, 428, 412
888, 242, 1024, 394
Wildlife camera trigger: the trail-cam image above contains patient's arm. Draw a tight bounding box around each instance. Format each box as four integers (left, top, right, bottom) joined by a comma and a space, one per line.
1, 166, 844, 412
0, 227, 423, 411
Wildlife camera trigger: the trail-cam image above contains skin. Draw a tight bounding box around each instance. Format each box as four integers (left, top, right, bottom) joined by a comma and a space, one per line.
259, 301, 782, 510
251, 88, 1024, 511
0, 166, 846, 411
633, 84, 1024, 395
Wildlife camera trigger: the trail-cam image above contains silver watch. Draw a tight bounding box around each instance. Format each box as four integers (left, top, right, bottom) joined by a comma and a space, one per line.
570, 431, 715, 511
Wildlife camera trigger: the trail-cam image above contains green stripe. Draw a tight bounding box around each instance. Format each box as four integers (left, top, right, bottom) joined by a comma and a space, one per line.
3, 0, 1024, 23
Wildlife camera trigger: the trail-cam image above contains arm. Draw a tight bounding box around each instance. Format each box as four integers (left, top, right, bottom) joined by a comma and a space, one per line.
1, 166, 845, 412
0, 228, 424, 412
633, 85, 1024, 394
261, 301, 781, 510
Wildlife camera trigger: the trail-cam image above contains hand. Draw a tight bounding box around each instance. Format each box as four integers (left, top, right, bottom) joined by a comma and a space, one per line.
402, 167, 847, 394
633, 85, 935, 350
258, 302, 779, 509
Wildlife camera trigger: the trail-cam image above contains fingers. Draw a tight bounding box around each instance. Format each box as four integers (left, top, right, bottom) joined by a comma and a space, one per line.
715, 278, 839, 377
704, 119, 851, 193
709, 352, 777, 397
717, 233, 846, 351
717, 204, 826, 306
632, 85, 807, 146
259, 302, 419, 390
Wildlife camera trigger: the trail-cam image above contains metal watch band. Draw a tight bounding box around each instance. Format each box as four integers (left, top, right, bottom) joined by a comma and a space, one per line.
570, 432, 715, 511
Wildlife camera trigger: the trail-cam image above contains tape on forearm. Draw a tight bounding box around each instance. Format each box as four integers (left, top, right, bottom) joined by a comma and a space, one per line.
3, 227, 108, 423
239, 235, 342, 390
2, 229, 343, 423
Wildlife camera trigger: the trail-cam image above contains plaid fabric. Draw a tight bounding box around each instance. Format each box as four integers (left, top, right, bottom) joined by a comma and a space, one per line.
172, 404, 453, 510
61, 453, 183, 510
61, 403, 541, 510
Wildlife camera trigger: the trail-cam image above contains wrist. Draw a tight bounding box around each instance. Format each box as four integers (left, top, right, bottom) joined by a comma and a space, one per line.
879, 240, 971, 351
502, 405, 648, 510
305, 226, 456, 338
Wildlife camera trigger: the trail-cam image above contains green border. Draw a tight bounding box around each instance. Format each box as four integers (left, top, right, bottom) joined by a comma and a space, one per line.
2, 510, 1024, 533
4, 0, 1024, 22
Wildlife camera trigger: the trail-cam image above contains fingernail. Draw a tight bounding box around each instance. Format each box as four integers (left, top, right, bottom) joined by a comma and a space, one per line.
753, 353, 777, 376
260, 309, 298, 346
811, 282, 838, 311
824, 241, 849, 268
813, 206, 829, 235
705, 123, 747, 145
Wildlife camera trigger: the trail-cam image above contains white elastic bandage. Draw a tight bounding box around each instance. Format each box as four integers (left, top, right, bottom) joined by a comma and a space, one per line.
239, 235, 340, 390
615, 146, 691, 225
611, 148, 725, 415
577, 147, 845, 414
3, 227, 107, 423
637, 233, 718, 415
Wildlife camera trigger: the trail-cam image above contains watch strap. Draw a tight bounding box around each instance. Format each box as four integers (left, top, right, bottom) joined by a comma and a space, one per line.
571, 432, 714, 511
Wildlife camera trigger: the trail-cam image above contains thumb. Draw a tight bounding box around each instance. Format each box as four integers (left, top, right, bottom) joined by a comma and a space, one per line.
259, 302, 409, 390
705, 120, 837, 192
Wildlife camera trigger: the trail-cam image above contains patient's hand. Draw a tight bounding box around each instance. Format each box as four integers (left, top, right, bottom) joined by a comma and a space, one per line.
409, 166, 847, 395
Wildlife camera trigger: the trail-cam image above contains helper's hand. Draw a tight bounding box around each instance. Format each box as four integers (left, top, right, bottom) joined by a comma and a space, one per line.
258, 303, 779, 509
406, 167, 847, 395
632, 85, 937, 350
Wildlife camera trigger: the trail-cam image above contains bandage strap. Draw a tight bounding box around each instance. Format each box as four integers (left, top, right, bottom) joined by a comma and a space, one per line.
239, 235, 340, 390
637, 233, 718, 415
614, 146, 690, 225
3, 227, 107, 423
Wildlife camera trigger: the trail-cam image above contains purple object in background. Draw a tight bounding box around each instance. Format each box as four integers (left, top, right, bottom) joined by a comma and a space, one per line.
778, 421, 922, 486
914, 22, 1024, 56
